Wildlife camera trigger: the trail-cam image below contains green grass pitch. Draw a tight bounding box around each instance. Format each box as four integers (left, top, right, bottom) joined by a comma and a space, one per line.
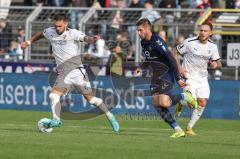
0, 110, 239, 159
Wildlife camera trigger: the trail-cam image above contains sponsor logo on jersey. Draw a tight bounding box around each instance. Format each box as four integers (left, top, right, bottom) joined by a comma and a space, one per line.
156, 39, 162, 46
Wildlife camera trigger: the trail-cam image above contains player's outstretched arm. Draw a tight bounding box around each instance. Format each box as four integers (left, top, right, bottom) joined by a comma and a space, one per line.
21, 32, 44, 49
172, 49, 182, 72
172, 48, 188, 78
83, 35, 99, 44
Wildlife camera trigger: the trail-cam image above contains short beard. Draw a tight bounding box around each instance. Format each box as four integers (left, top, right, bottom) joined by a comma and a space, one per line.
56, 26, 66, 35
199, 37, 208, 43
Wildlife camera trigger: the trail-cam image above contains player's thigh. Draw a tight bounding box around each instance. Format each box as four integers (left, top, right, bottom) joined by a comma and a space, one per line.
196, 80, 210, 99
185, 79, 198, 98
64, 68, 93, 95
51, 87, 67, 96
53, 73, 71, 95
197, 98, 207, 107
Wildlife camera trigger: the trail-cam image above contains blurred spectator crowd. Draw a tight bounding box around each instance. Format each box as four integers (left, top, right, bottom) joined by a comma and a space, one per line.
0, 0, 240, 63
4, 0, 240, 9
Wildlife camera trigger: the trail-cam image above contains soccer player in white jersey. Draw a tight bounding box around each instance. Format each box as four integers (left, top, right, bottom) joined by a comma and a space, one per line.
174, 22, 221, 135
21, 14, 120, 133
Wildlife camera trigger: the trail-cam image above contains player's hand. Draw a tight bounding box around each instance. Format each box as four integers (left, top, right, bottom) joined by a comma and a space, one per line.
209, 60, 218, 69
134, 67, 142, 77
177, 79, 187, 88
179, 66, 188, 78
21, 41, 30, 49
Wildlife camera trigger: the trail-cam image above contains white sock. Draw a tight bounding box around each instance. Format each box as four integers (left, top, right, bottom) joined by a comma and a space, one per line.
180, 99, 188, 107
188, 106, 205, 129
52, 102, 61, 120
106, 111, 113, 120
181, 93, 187, 101
49, 93, 61, 120
174, 125, 183, 132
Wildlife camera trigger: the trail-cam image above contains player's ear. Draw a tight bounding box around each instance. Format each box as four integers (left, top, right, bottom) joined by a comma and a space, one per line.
64, 21, 68, 28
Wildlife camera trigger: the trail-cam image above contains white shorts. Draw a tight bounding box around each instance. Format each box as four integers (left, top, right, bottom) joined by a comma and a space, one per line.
55, 67, 92, 94
184, 78, 210, 99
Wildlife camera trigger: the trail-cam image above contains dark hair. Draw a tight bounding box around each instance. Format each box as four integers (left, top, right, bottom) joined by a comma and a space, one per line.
201, 22, 213, 30
144, 0, 154, 5
136, 18, 152, 27
54, 13, 68, 21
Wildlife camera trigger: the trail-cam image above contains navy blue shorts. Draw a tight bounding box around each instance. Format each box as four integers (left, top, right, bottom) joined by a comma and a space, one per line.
150, 71, 175, 95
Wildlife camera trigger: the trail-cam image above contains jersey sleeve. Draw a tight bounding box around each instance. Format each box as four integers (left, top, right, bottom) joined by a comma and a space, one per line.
210, 44, 221, 61
72, 29, 86, 42
43, 28, 52, 40
176, 39, 188, 55
155, 39, 181, 81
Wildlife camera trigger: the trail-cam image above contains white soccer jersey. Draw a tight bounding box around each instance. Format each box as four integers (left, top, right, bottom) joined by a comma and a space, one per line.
43, 27, 85, 65
176, 37, 220, 80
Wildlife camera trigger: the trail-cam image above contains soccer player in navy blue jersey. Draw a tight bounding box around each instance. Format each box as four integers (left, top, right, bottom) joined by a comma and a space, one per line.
135, 18, 198, 138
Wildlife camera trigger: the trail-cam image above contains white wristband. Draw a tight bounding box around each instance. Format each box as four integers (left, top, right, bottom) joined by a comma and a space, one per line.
26, 40, 31, 45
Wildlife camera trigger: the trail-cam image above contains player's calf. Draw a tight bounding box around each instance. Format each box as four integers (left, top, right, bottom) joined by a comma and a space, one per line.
89, 97, 120, 133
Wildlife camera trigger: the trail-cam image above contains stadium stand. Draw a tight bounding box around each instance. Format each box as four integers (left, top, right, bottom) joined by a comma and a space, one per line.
0, 3, 239, 80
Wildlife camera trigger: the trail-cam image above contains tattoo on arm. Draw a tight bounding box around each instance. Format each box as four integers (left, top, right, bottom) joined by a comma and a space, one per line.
173, 48, 182, 70
30, 32, 44, 43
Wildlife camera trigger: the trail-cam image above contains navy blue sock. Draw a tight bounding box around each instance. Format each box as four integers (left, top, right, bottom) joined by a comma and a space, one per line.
155, 107, 176, 129
169, 94, 183, 105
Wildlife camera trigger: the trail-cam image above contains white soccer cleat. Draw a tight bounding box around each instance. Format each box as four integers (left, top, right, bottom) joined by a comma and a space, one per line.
37, 118, 53, 133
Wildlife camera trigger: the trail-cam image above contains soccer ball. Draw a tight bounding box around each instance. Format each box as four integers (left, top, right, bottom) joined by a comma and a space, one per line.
37, 118, 53, 133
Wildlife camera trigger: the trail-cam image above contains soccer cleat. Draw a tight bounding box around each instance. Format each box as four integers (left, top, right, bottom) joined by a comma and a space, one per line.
175, 102, 183, 117
49, 119, 63, 128
185, 91, 198, 109
108, 115, 120, 133
170, 130, 185, 138
37, 118, 53, 133
186, 127, 197, 136
40, 118, 52, 128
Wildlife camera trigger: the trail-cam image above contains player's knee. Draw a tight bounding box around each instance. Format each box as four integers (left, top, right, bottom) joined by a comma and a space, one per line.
152, 95, 170, 108
89, 97, 103, 106
154, 99, 170, 108
160, 101, 171, 107
197, 99, 207, 107
49, 93, 60, 105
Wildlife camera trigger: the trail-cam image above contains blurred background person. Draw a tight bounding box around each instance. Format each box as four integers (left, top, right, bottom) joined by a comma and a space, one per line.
226, 0, 236, 8
197, 0, 212, 16
142, 0, 160, 23
84, 34, 110, 65
16, 25, 25, 43
158, 0, 176, 8
127, 0, 143, 46
214, 69, 222, 80
158, 30, 167, 42
235, 0, 240, 8
129, 0, 143, 8
116, 32, 133, 61
174, 34, 185, 47
24, 0, 33, 6
6, 40, 23, 60
0, 0, 12, 19
108, 0, 125, 40
107, 37, 127, 76
0, 19, 12, 55
70, 0, 88, 29
50, 0, 68, 7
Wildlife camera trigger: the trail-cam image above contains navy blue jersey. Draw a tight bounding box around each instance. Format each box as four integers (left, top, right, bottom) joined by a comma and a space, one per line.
140, 33, 180, 82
